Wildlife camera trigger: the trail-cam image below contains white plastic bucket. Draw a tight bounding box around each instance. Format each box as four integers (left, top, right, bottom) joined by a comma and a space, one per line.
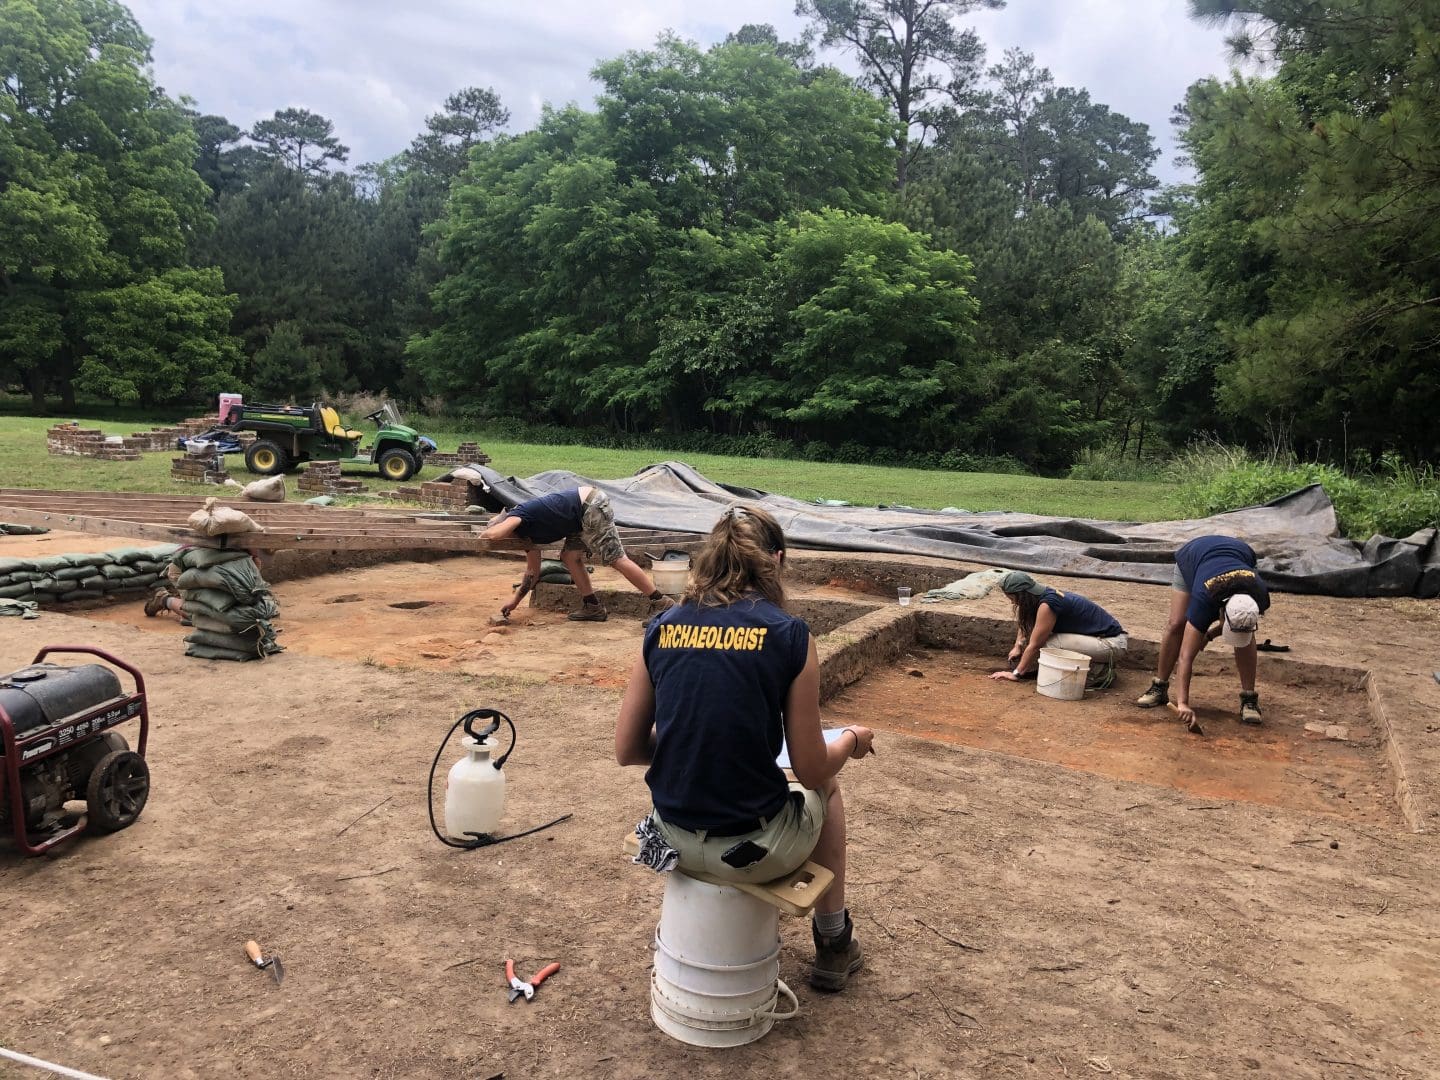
1037, 647, 1091, 701
650, 873, 800, 1047
650, 558, 690, 598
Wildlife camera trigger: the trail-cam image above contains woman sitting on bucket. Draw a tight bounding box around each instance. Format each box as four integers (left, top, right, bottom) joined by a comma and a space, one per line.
988, 571, 1128, 689
615, 505, 875, 993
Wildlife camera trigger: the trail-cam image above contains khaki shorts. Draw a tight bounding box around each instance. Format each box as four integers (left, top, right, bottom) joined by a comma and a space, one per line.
651, 781, 826, 884
1171, 565, 1187, 591
561, 490, 625, 566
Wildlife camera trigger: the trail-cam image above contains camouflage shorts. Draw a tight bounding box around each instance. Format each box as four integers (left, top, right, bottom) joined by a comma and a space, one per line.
562, 491, 625, 565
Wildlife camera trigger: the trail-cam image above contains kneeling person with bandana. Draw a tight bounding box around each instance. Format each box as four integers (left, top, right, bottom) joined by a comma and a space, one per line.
1137, 535, 1271, 730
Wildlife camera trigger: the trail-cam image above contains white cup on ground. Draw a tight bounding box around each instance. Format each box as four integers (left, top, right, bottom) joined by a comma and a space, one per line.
898, 587, 912, 606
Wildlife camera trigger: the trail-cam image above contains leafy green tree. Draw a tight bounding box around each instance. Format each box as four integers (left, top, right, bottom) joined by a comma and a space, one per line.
0, 0, 239, 409
795, 0, 1005, 188
1180, 0, 1440, 460
248, 107, 348, 176
413, 36, 897, 425
406, 87, 509, 181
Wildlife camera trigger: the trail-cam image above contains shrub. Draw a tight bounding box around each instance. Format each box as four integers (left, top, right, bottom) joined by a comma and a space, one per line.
1068, 444, 1170, 482
1177, 447, 1440, 540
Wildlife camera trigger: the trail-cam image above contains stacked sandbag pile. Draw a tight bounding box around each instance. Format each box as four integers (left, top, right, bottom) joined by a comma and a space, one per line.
174, 497, 282, 661
173, 547, 283, 661
0, 546, 178, 605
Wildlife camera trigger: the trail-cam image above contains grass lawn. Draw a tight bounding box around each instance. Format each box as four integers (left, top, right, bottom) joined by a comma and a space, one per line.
0, 412, 1182, 520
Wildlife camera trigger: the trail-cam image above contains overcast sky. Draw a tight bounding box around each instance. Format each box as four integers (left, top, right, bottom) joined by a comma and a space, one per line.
126, 1, 1236, 185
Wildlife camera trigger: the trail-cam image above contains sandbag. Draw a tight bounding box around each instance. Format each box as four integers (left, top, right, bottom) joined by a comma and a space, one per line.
29, 556, 69, 574
77, 575, 107, 591
100, 564, 138, 580
4, 571, 42, 582
58, 589, 104, 602
127, 573, 160, 589
187, 497, 264, 538
183, 587, 238, 613
176, 567, 232, 593
114, 546, 179, 565
0, 583, 33, 599
0, 558, 32, 576
185, 642, 263, 662
242, 475, 286, 502
178, 546, 254, 570
186, 611, 238, 634
52, 566, 94, 581
184, 628, 268, 655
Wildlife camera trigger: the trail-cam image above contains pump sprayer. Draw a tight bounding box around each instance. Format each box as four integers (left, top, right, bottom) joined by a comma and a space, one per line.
427, 707, 571, 849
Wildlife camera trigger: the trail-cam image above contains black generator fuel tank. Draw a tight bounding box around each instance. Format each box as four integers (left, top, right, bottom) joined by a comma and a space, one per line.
0, 663, 123, 736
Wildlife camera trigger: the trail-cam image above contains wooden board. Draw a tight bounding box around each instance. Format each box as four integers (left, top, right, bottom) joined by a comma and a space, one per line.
621, 832, 833, 917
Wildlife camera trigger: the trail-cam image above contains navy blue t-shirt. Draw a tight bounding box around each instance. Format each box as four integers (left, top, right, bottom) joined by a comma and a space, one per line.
1175, 535, 1270, 631
1041, 588, 1123, 638
643, 597, 810, 833
508, 491, 583, 544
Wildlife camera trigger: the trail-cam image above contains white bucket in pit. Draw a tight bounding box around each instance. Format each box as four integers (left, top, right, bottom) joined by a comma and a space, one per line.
650, 557, 690, 598
1036, 647, 1091, 700
650, 873, 800, 1047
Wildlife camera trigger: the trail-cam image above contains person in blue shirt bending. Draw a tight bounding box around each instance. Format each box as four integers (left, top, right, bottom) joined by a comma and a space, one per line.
987, 572, 1129, 690
1136, 535, 1271, 731
615, 505, 876, 993
480, 485, 672, 622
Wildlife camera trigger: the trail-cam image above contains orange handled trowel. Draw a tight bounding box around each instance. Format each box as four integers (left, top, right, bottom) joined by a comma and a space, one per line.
244, 939, 285, 985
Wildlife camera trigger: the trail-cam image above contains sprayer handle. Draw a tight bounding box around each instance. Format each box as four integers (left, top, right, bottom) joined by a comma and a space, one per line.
245, 940, 264, 966
530, 962, 560, 987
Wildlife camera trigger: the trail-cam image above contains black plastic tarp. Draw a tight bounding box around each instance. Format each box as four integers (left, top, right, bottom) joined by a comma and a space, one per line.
454, 461, 1439, 599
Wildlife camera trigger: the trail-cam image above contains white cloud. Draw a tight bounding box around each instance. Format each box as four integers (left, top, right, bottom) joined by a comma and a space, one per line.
128, 0, 1232, 182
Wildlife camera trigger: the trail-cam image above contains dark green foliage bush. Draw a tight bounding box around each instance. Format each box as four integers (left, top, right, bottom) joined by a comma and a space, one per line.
1178, 451, 1440, 540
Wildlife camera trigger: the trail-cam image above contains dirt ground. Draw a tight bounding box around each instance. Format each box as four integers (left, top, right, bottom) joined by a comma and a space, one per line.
827, 651, 1396, 828
1, 545, 1438, 1079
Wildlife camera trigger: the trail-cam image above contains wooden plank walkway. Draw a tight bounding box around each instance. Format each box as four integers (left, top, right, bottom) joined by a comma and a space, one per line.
0, 489, 706, 556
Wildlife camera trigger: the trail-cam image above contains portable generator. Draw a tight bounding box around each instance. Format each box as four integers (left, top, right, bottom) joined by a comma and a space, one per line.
0, 646, 150, 856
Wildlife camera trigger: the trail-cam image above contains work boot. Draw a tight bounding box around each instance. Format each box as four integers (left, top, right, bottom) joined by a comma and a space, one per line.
645, 594, 675, 625
1135, 678, 1169, 708
144, 585, 176, 618
567, 599, 608, 622
810, 912, 863, 993
1239, 691, 1263, 725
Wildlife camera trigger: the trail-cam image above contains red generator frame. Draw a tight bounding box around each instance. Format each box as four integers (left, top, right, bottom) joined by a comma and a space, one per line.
0, 645, 149, 856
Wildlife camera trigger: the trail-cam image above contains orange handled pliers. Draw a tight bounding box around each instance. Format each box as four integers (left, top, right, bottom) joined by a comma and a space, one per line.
506, 958, 560, 1003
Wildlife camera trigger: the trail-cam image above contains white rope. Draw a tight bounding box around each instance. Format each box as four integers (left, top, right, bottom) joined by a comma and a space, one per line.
0, 1046, 112, 1080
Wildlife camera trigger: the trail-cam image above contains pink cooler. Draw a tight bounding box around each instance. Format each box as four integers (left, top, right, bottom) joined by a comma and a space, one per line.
218, 393, 243, 425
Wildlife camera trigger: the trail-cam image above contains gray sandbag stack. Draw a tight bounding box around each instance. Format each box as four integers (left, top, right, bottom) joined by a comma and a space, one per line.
174, 497, 281, 662
173, 547, 283, 661
0, 546, 178, 605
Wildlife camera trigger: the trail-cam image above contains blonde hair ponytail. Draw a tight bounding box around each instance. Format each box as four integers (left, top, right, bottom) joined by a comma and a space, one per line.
683, 505, 787, 609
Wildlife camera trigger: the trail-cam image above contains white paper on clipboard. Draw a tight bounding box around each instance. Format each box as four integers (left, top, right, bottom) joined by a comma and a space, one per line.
776, 727, 848, 770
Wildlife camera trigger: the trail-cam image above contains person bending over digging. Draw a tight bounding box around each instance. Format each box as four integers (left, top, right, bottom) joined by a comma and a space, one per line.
481, 485, 671, 622
987, 571, 1128, 690
1136, 534, 1270, 732
615, 505, 876, 993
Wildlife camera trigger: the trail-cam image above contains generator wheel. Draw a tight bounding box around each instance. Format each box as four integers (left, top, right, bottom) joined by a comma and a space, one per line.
378, 447, 418, 482
245, 439, 289, 476
86, 750, 150, 834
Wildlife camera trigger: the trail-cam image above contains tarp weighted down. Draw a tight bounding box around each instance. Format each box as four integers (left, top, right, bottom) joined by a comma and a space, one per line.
457, 462, 1439, 599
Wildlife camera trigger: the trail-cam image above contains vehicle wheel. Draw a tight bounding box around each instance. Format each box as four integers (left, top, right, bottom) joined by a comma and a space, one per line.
85, 750, 150, 834
378, 448, 418, 482
245, 439, 289, 476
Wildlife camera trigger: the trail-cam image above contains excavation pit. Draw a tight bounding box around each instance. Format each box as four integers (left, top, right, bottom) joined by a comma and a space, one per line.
824, 645, 1397, 827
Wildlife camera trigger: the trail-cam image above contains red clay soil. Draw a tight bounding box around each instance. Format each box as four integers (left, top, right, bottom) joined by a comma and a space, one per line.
86, 556, 648, 690
826, 649, 1396, 827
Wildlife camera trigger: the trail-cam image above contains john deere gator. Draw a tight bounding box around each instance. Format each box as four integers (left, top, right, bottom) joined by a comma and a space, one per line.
225, 402, 432, 482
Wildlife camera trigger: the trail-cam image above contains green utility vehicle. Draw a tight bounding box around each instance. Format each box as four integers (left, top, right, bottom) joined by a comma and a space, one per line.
225, 401, 433, 482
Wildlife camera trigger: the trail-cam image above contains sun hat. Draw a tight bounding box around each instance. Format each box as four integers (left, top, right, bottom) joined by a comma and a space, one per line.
999, 571, 1046, 596
1220, 593, 1260, 647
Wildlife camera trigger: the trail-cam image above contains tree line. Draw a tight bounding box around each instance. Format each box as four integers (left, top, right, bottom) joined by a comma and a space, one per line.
2, 0, 1434, 470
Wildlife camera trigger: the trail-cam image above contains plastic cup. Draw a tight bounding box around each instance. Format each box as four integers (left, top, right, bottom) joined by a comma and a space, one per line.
898, 587, 912, 606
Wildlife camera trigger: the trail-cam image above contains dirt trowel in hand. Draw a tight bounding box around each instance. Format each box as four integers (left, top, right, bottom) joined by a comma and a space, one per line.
244, 940, 285, 985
